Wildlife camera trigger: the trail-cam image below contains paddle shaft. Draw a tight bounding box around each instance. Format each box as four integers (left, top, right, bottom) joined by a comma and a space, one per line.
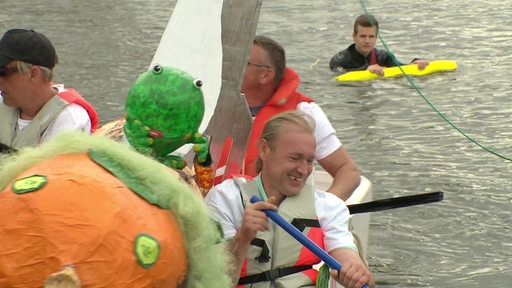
250, 196, 369, 288
347, 191, 444, 214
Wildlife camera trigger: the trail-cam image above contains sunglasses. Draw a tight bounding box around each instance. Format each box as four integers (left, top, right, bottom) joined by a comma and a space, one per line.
0, 66, 19, 77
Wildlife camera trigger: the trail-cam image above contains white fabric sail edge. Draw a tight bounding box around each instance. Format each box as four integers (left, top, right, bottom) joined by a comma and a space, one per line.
150, 0, 224, 156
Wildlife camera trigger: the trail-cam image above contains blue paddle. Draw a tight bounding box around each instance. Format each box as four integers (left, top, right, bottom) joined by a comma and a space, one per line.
250, 195, 369, 288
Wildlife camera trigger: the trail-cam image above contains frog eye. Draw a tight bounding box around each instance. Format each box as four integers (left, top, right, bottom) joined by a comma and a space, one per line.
152, 64, 163, 74
193, 79, 203, 88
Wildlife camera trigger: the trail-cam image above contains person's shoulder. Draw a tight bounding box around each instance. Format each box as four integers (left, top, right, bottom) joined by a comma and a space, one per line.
331, 45, 352, 60
47, 102, 90, 130
296, 102, 332, 125
314, 190, 349, 213
375, 47, 394, 58
211, 177, 237, 191
205, 178, 240, 201
58, 103, 90, 122
64, 102, 88, 112
315, 189, 343, 203
373, 47, 385, 54
330, 43, 358, 71
336, 43, 355, 53
296, 101, 323, 114
347, 43, 357, 51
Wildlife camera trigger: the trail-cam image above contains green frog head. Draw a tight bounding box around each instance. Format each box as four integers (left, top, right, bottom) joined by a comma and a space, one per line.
124, 64, 207, 168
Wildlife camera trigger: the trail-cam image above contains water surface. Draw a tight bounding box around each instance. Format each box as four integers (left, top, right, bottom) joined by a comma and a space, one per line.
1, 0, 511, 286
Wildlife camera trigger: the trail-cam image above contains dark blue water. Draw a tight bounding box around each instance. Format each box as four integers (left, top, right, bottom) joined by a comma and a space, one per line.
1, 0, 510, 286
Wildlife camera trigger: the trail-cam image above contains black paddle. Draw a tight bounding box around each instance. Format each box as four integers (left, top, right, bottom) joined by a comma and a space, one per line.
347, 191, 444, 214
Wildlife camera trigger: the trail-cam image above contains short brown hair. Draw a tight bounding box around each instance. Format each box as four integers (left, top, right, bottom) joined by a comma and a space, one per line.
353, 14, 379, 35
253, 35, 286, 85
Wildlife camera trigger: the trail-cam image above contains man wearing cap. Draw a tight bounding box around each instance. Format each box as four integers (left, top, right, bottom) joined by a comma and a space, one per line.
0, 28, 98, 149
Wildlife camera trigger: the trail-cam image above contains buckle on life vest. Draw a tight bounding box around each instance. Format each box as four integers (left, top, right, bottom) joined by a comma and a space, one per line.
237, 265, 312, 285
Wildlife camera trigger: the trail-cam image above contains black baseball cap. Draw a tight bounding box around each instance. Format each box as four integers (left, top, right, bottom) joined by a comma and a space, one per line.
0, 29, 58, 69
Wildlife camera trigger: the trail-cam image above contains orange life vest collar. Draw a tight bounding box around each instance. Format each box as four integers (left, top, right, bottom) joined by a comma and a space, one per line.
244, 67, 313, 176
52, 83, 99, 132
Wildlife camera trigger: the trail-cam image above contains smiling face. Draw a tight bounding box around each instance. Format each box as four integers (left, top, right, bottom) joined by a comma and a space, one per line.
259, 129, 316, 199
353, 25, 378, 57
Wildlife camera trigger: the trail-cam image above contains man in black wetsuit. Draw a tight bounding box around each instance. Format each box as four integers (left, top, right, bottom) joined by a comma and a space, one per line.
329, 14, 429, 76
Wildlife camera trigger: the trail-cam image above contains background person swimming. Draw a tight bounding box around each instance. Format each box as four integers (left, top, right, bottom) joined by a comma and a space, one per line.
329, 14, 429, 76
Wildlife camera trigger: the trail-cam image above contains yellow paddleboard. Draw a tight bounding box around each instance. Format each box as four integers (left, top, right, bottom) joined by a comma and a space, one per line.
334, 60, 457, 82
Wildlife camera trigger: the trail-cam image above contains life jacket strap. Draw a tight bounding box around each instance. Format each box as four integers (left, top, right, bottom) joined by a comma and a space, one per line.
250, 238, 271, 263
369, 48, 377, 65
237, 265, 313, 285
291, 218, 320, 232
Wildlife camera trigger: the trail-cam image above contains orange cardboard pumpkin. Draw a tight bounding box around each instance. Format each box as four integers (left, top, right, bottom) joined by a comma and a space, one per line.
0, 133, 231, 288
0, 153, 187, 287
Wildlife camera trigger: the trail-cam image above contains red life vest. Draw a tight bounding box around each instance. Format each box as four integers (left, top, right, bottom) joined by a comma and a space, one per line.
243, 67, 313, 176
369, 48, 377, 65
53, 83, 99, 132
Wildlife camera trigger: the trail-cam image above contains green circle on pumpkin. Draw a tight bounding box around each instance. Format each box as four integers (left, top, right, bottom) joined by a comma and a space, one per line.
11, 175, 48, 194
134, 233, 160, 269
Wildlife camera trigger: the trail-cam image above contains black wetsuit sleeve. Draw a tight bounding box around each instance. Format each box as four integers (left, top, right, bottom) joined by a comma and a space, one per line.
329, 50, 348, 72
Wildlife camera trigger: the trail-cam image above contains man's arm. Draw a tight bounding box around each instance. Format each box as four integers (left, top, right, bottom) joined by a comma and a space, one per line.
225, 232, 252, 285
318, 147, 361, 201
329, 49, 351, 72
329, 248, 375, 288
219, 200, 276, 285
317, 191, 373, 287
297, 102, 361, 201
42, 104, 92, 143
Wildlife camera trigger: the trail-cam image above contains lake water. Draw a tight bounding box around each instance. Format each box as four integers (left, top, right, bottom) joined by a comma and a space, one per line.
1, 0, 511, 287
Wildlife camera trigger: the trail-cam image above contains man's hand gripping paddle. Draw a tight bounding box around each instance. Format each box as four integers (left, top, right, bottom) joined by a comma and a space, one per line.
250, 196, 370, 288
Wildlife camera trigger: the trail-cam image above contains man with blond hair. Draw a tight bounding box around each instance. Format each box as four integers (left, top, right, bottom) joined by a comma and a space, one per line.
206, 110, 375, 288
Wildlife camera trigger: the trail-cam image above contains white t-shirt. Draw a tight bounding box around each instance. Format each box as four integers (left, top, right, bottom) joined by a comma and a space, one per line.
17, 103, 91, 144
205, 178, 358, 253
296, 102, 341, 160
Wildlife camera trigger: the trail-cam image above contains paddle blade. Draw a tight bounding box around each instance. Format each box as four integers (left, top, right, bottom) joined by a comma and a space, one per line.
347, 191, 444, 214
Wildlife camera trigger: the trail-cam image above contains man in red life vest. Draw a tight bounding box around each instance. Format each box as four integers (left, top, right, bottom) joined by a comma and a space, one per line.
242, 35, 360, 201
